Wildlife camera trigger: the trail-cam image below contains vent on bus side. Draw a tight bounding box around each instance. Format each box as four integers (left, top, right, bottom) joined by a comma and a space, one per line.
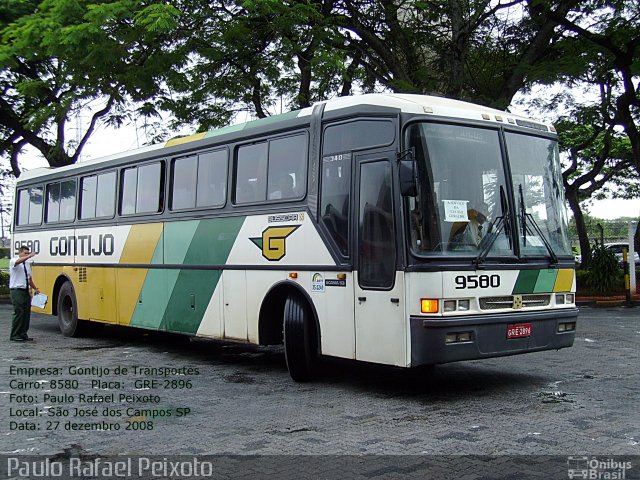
78, 267, 87, 283
479, 294, 550, 310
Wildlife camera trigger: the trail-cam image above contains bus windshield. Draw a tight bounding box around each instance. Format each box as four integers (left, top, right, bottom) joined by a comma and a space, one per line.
406, 122, 571, 260
407, 122, 512, 257
505, 132, 571, 258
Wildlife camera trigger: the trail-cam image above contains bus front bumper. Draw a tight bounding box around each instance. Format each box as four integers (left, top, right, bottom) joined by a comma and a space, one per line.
410, 308, 579, 366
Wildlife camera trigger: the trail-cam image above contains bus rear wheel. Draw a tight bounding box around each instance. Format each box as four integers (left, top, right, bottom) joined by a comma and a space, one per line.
283, 294, 317, 382
58, 282, 83, 337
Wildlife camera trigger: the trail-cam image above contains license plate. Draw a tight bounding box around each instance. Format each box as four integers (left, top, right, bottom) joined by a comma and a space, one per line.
507, 323, 532, 339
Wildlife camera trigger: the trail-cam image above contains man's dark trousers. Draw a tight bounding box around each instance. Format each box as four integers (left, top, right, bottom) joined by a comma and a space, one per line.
10, 289, 31, 340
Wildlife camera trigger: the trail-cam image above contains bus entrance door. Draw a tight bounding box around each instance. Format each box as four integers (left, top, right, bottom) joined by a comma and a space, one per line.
354, 154, 406, 366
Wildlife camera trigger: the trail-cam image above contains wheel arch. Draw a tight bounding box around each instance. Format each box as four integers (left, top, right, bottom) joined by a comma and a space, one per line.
51, 273, 74, 316
258, 281, 321, 353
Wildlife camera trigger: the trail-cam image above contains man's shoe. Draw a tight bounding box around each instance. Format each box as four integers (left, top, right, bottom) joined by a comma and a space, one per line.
10, 337, 26, 342
22, 336, 34, 341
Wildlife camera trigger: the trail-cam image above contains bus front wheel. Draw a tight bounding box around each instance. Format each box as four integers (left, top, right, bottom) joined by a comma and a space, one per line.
57, 282, 82, 337
283, 294, 317, 382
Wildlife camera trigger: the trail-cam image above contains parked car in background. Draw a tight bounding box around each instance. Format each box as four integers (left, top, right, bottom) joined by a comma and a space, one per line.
605, 242, 639, 266
572, 247, 581, 266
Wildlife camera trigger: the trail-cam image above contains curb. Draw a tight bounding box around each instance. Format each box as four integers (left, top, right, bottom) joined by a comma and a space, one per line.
576, 299, 639, 308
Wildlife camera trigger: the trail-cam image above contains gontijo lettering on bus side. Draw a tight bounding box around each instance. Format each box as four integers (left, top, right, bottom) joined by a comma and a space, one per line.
15, 234, 116, 256
49, 234, 115, 256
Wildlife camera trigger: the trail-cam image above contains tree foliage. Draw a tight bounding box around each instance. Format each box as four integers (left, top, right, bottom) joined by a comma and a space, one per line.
555, 106, 639, 264
0, 0, 638, 262
162, 0, 581, 128
526, 0, 640, 254
531, 0, 640, 174
0, 0, 185, 175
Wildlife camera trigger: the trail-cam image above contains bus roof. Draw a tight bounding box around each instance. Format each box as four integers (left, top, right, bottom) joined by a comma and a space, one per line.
18, 93, 552, 182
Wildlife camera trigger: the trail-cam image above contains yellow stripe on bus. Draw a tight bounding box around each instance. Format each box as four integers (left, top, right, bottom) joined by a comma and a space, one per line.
120, 224, 163, 264
30, 265, 56, 315
117, 224, 164, 325
553, 268, 574, 292
164, 132, 206, 147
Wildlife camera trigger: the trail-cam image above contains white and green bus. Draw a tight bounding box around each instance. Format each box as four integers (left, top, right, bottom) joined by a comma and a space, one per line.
13, 93, 578, 381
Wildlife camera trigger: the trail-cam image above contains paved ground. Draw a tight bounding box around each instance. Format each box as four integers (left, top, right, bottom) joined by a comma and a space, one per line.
0, 304, 638, 459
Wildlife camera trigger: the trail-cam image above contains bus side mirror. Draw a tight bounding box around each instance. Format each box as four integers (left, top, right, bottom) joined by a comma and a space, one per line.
399, 160, 417, 197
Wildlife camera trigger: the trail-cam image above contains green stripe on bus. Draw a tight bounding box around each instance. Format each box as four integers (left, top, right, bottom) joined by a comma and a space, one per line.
533, 269, 558, 293
162, 270, 221, 334
164, 220, 201, 264
182, 216, 245, 266
512, 270, 539, 294
130, 221, 203, 330
130, 230, 167, 329
161, 221, 203, 330
161, 216, 246, 334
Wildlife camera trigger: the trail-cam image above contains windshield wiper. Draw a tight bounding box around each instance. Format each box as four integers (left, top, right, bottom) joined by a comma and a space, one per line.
518, 184, 558, 265
473, 186, 511, 268
519, 184, 527, 246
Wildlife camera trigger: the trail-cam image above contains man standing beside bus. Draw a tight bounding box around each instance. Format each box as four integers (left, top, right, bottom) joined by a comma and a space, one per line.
9, 246, 39, 342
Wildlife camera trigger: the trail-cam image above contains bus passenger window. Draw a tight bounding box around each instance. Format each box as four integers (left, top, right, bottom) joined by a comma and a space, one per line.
197, 150, 227, 207
266, 134, 306, 201
28, 187, 43, 225
17, 189, 30, 226
81, 176, 98, 219
120, 163, 163, 215
59, 181, 76, 221
235, 143, 267, 204
96, 172, 116, 218
172, 155, 197, 210
120, 168, 137, 215
81, 172, 115, 219
46, 180, 76, 223
16, 187, 43, 226
46, 183, 61, 223
137, 163, 163, 213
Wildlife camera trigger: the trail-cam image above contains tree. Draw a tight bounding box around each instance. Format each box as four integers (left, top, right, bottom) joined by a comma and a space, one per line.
157, 0, 373, 129
557, 113, 637, 265
160, 0, 583, 130
0, 0, 185, 176
2, 0, 636, 246
531, 0, 640, 250
331, 0, 582, 108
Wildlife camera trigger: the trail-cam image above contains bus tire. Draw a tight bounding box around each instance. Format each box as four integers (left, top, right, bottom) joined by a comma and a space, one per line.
57, 282, 82, 337
283, 294, 317, 382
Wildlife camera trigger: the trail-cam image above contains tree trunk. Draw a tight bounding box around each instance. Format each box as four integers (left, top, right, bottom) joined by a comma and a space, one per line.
297, 49, 313, 109
447, 0, 466, 98
566, 187, 591, 266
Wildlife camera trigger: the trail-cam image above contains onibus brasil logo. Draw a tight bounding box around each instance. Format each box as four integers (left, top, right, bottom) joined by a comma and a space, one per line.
567, 456, 632, 479
250, 225, 300, 261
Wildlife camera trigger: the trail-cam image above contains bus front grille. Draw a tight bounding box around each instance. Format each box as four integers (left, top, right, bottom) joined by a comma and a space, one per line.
480, 294, 550, 310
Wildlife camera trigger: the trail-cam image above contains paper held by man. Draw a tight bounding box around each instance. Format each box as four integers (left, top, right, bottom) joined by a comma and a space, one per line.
31, 293, 48, 309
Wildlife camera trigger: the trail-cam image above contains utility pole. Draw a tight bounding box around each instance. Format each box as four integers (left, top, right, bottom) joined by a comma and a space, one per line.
629, 221, 637, 297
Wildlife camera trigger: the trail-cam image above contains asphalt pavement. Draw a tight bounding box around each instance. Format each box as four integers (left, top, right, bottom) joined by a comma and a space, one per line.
0, 304, 638, 478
